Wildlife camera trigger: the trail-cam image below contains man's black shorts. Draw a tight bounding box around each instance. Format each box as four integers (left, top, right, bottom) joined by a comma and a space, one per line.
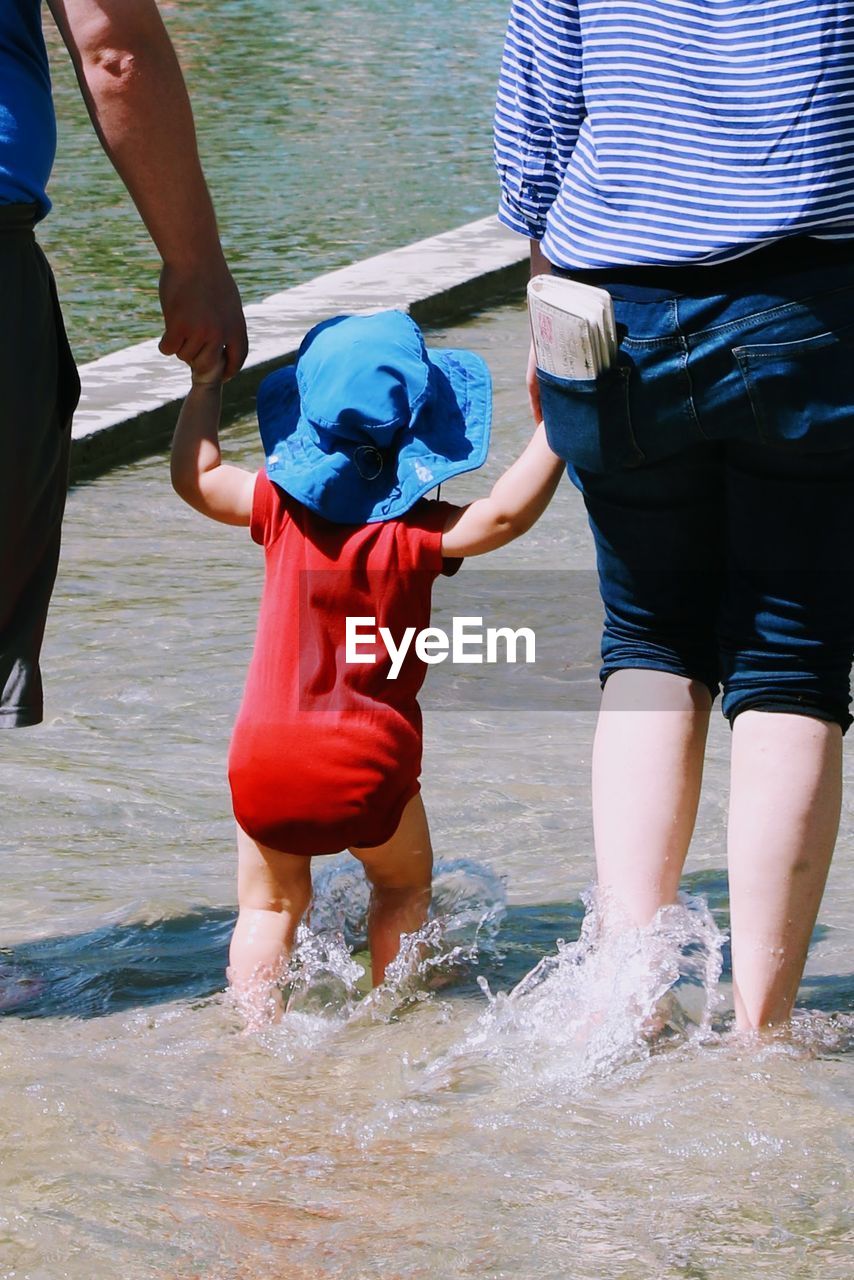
0, 202, 80, 727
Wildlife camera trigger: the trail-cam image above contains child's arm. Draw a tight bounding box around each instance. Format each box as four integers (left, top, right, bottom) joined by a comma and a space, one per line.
440, 423, 564, 557
170, 363, 255, 526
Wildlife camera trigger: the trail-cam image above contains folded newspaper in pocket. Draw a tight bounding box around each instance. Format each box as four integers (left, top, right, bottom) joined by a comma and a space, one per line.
528, 275, 617, 380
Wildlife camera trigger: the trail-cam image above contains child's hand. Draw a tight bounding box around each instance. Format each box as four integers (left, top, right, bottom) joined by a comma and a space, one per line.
191, 347, 228, 387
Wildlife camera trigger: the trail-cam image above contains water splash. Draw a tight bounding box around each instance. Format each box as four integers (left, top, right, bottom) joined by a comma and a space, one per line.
284, 923, 367, 1018
307, 857, 506, 952
233, 858, 507, 1036
423, 889, 726, 1096
723, 1009, 854, 1060
225, 955, 290, 1032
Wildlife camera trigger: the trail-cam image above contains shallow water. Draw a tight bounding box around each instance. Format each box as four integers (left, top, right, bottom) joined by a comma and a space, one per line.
1, 305, 853, 1278
39, 0, 505, 361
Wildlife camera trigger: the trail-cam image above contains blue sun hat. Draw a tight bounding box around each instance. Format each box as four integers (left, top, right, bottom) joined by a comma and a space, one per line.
256, 310, 492, 524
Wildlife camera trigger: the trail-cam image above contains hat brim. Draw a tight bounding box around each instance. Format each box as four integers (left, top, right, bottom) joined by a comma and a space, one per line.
256, 345, 492, 524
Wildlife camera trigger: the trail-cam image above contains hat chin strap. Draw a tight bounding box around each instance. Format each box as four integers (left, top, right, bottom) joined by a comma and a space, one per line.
353, 444, 385, 481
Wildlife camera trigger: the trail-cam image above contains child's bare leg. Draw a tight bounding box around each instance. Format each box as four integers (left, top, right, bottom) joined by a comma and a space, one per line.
350, 793, 433, 985
592, 670, 712, 925
228, 824, 313, 1014
727, 711, 841, 1030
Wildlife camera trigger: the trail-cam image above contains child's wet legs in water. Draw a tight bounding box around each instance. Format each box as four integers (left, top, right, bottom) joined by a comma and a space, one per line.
171, 311, 564, 1026
228, 793, 434, 1008
228, 827, 313, 1016
350, 793, 433, 985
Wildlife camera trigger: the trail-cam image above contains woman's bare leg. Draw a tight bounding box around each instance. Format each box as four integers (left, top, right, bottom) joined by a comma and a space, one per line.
727, 711, 841, 1030
592, 669, 712, 925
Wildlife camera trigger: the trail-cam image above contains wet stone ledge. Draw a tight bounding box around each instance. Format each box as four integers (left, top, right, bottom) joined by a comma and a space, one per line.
69, 217, 528, 483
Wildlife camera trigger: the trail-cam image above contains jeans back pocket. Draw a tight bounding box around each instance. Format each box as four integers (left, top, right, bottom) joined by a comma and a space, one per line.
537, 363, 644, 473
733, 323, 854, 452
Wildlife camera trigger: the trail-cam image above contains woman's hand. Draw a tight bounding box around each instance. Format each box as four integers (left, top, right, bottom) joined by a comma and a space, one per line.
527, 338, 542, 425
528, 238, 551, 425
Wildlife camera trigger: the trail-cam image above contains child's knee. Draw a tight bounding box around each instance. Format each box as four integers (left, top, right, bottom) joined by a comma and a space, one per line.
368, 876, 432, 913
359, 849, 432, 895
237, 856, 312, 915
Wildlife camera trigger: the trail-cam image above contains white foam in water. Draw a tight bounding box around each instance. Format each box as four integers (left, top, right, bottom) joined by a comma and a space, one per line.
285, 923, 367, 1017
233, 859, 507, 1040
423, 889, 726, 1096
727, 1009, 854, 1060
366, 858, 508, 1011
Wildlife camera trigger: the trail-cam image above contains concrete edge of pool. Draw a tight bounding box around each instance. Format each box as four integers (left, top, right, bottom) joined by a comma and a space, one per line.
69, 215, 528, 483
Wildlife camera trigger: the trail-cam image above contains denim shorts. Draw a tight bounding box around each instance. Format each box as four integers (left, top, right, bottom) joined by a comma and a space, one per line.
538, 256, 854, 730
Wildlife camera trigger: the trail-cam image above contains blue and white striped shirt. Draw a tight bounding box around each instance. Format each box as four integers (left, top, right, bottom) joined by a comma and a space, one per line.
494, 0, 854, 268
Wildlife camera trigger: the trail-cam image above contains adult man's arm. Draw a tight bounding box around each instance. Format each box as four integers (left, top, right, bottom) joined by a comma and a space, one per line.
47, 0, 248, 379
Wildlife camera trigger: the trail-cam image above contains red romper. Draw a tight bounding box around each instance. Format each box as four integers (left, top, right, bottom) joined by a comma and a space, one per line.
227, 471, 461, 855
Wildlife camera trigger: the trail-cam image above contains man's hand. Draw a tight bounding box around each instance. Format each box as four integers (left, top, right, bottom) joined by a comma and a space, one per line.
189, 347, 227, 388
159, 258, 248, 382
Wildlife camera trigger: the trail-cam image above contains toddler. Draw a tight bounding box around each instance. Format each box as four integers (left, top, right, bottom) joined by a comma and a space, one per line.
171, 310, 563, 1012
